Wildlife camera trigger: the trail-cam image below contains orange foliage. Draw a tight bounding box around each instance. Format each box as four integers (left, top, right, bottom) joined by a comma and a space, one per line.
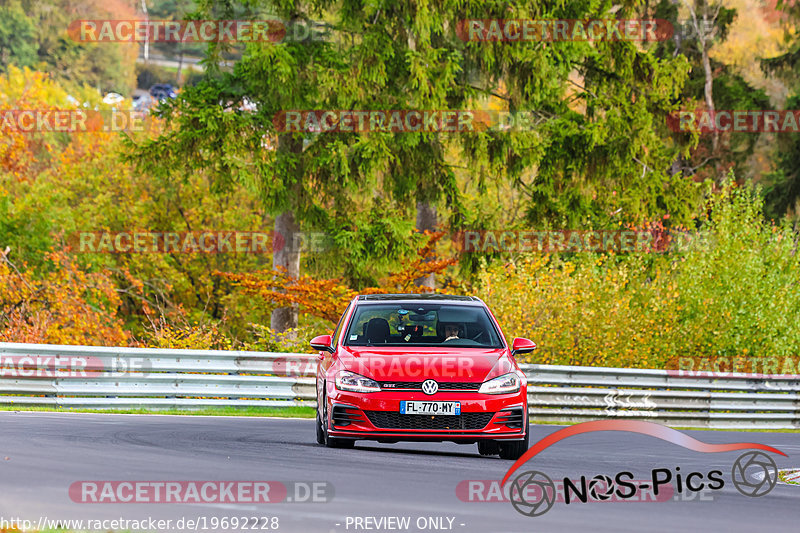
0, 67, 156, 182
0, 68, 69, 180
0, 249, 129, 345
217, 231, 457, 323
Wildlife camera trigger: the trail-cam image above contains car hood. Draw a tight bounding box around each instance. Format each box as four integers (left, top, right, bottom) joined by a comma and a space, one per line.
336, 345, 515, 383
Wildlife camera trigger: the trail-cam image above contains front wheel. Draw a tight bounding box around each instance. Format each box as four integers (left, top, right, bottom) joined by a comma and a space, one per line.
498, 428, 529, 460
321, 390, 355, 449
477, 440, 500, 456
315, 411, 325, 445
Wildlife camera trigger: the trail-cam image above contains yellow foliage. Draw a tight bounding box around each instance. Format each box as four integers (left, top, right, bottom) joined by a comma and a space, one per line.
477, 253, 679, 368
706, 0, 788, 102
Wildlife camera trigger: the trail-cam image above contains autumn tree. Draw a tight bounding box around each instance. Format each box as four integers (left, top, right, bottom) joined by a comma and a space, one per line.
652, 0, 775, 184
5, 0, 140, 93
760, 0, 800, 218
0, 249, 129, 345
0, 66, 277, 344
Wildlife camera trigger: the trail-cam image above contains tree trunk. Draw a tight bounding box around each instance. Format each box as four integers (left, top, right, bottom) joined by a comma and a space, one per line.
687, 2, 719, 154
270, 210, 301, 332
270, 134, 304, 332
701, 42, 717, 153
414, 200, 437, 289
406, 31, 438, 291
141, 0, 149, 62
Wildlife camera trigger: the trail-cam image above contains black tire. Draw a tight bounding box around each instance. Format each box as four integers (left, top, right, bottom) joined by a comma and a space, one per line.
477, 440, 500, 456
315, 384, 325, 444
498, 427, 529, 460
315, 412, 325, 445
322, 391, 355, 449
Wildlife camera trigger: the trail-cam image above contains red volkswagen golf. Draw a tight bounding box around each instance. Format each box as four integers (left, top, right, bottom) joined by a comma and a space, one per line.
311, 294, 535, 459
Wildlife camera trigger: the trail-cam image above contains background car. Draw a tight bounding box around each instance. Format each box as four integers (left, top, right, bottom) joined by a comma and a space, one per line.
149, 83, 177, 101
102, 92, 125, 106
132, 92, 155, 113
311, 293, 536, 459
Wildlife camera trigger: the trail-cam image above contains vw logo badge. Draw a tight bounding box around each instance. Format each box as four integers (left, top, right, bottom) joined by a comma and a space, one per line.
421, 379, 439, 395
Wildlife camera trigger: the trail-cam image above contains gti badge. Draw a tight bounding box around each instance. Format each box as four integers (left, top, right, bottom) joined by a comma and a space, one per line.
422, 379, 439, 395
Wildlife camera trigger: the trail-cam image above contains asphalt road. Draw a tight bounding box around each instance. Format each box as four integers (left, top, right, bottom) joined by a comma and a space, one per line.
0, 412, 797, 532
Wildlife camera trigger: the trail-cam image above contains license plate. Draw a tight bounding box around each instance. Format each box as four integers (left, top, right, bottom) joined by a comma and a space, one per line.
400, 401, 461, 415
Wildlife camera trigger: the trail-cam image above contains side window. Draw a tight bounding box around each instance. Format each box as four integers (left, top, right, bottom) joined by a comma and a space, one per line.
331, 302, 352, 347
346, 307, 397, 344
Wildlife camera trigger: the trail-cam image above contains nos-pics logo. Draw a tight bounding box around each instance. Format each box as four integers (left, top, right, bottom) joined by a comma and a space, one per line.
501, 420, 784, 517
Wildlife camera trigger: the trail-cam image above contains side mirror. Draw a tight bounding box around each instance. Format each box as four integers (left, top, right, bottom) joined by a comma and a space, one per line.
310, 334, 334, 353
511, 337, 537, 357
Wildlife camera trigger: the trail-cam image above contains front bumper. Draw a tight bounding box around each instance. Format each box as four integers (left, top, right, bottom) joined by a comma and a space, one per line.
326, 389, 527, 442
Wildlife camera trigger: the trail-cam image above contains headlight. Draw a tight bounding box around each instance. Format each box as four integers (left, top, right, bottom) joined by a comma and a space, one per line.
478, 372, 521, 394
335, 371, 381, 393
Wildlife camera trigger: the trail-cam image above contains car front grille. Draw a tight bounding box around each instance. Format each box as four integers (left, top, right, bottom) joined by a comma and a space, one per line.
379, 381, 482, 391
364, 411, 494, 430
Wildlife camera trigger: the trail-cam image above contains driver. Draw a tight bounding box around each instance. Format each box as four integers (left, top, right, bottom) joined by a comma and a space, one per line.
443, 323, 460, 341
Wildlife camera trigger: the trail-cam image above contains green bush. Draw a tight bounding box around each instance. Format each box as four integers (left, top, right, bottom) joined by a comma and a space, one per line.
669, 181, 800, 362
477, 179, 800, 369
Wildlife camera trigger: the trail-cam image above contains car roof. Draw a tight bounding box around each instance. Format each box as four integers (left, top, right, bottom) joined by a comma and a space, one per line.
356, 293, 483, 304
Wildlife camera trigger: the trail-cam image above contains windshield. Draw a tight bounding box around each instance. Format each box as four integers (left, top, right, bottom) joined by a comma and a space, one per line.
344, 303, 504, 348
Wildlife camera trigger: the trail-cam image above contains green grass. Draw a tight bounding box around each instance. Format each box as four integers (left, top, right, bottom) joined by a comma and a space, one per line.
528, 419, 800, 433
672, 426, 800, 433
0, 405, 316, 418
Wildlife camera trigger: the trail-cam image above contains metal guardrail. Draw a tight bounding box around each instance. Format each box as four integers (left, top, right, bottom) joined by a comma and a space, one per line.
0, 343, 798, 429
522, 364, 800, 429
0, 343, 316, 409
